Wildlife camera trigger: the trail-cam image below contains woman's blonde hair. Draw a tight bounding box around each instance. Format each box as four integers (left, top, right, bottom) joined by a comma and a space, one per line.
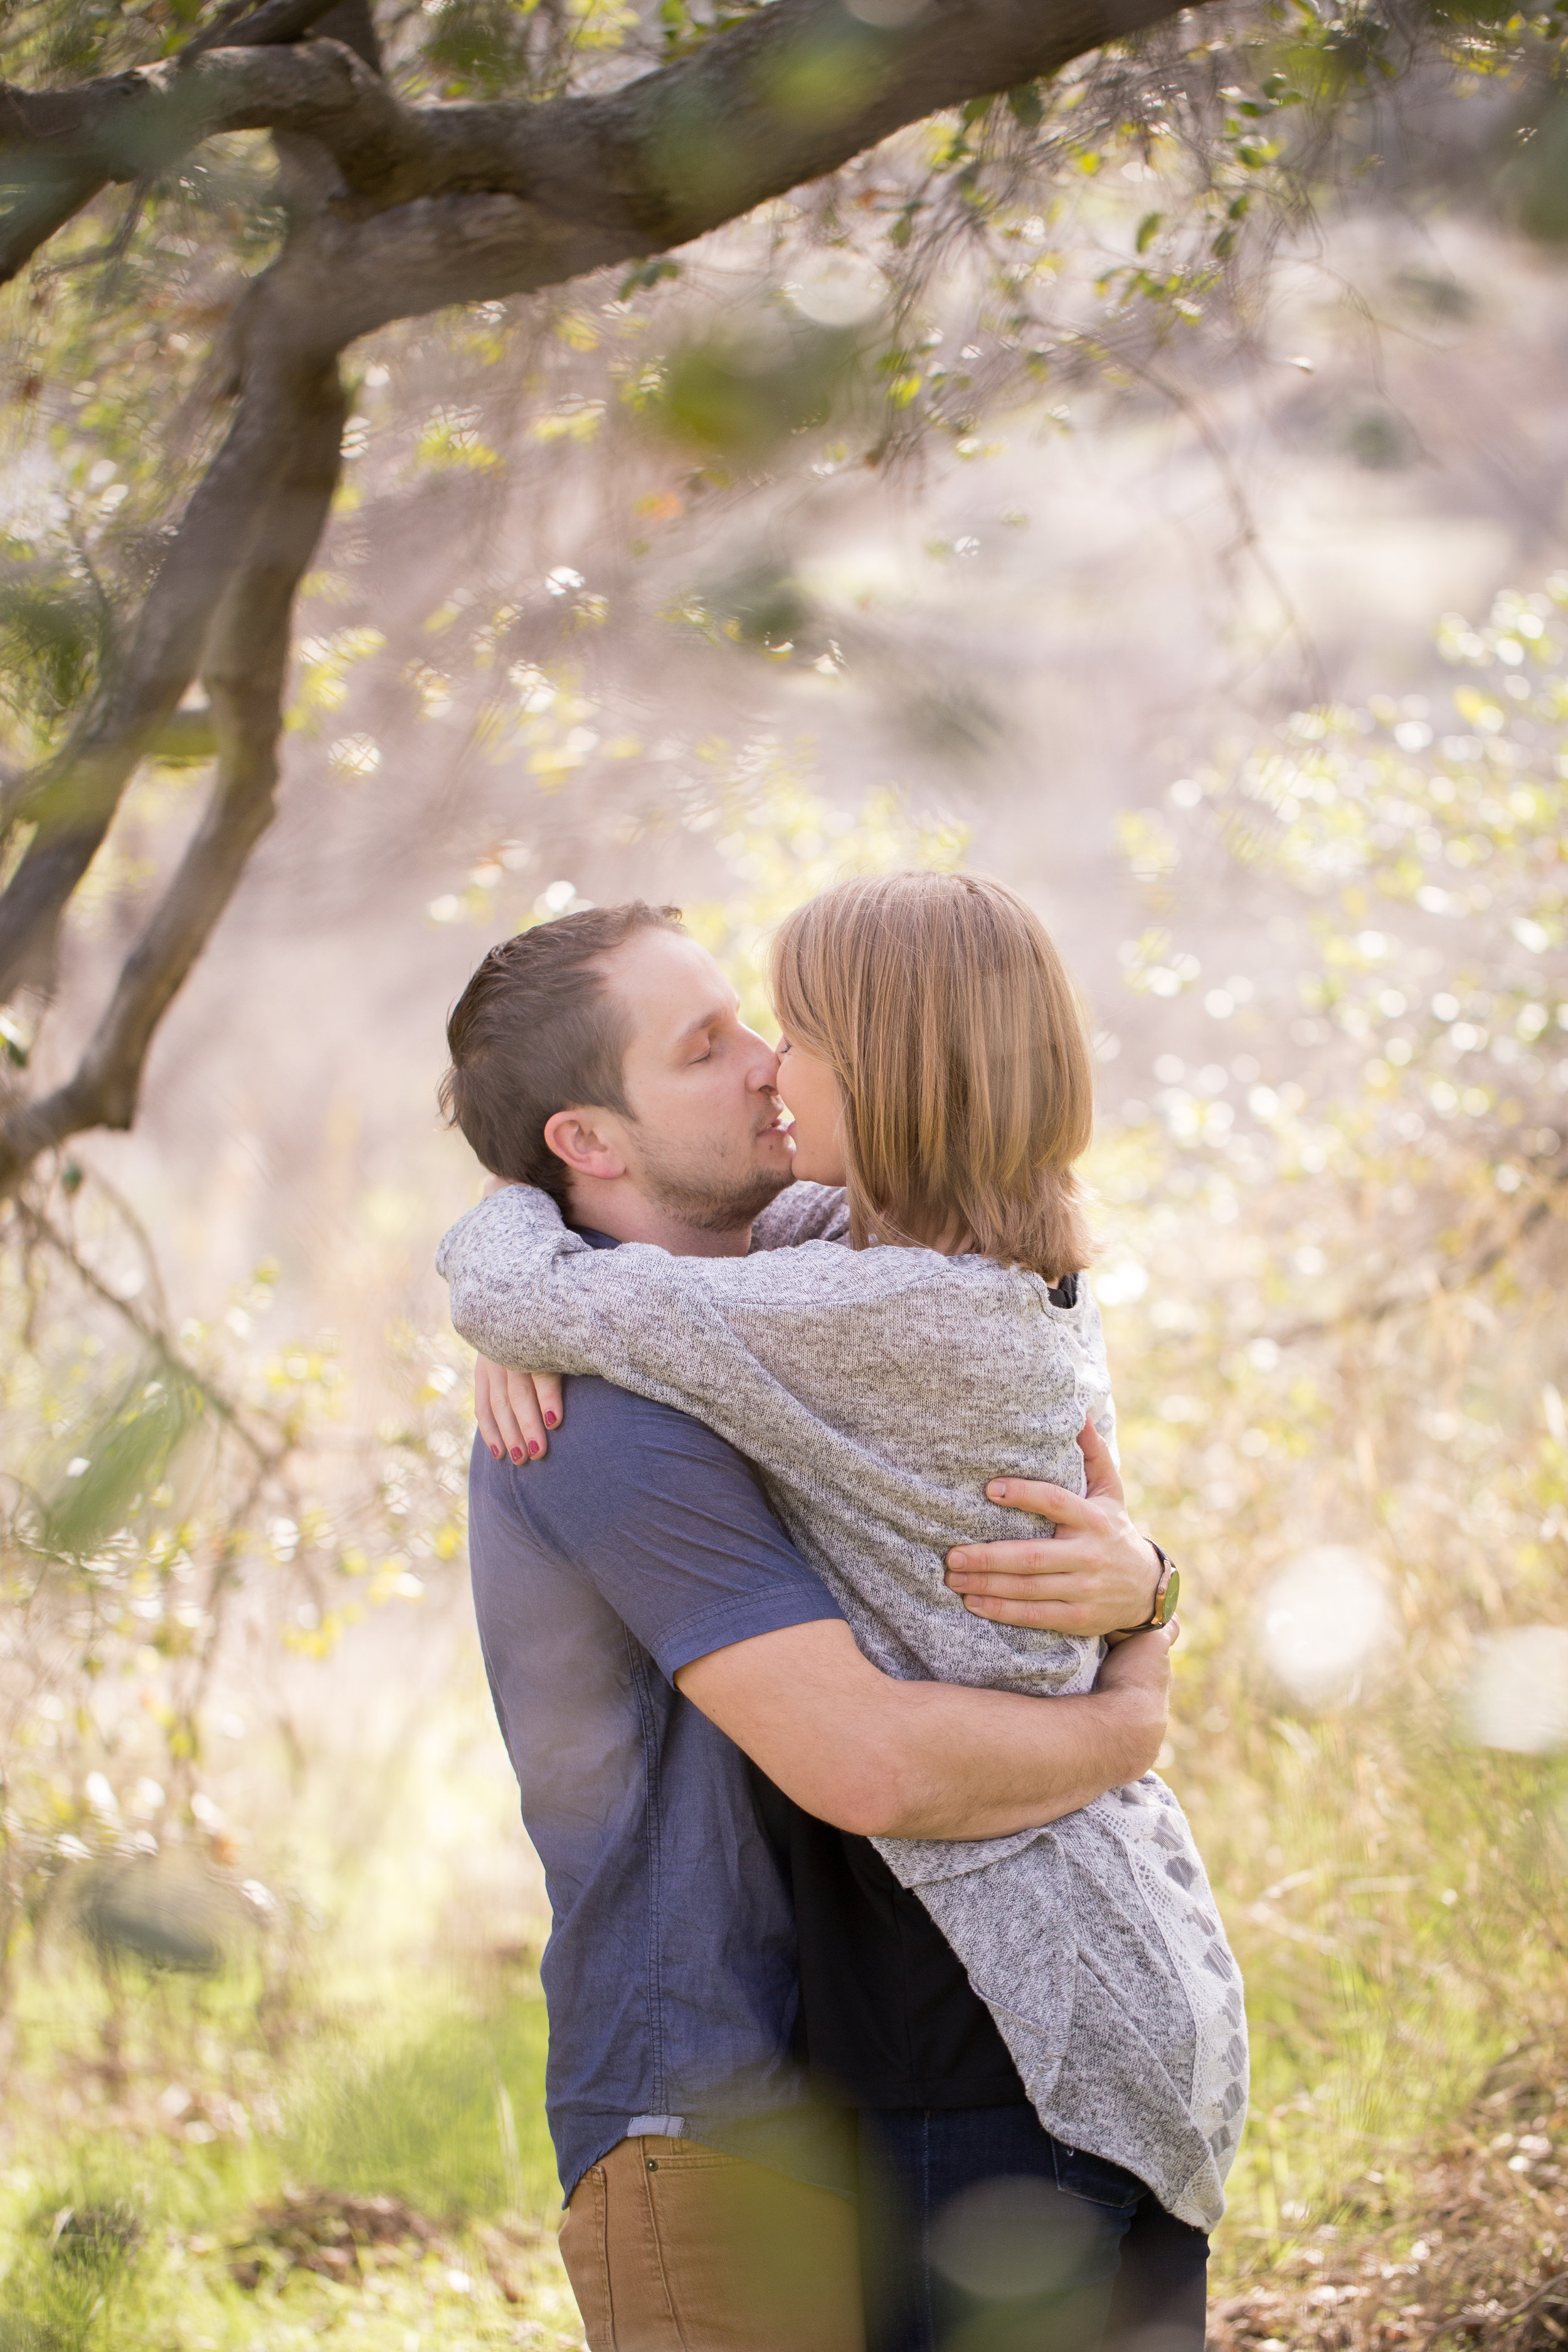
770, 871, 1096, 1283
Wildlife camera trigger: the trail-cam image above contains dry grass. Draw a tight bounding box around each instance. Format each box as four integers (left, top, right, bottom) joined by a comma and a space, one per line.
1213, 2058, 1568, 2349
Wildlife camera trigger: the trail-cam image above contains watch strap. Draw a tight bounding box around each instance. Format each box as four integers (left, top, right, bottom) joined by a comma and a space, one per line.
1145, 1541, 1179, 1629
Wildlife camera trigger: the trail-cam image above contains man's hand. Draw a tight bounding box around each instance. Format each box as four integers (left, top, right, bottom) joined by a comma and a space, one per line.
943, 1417, 1164, 1638
475, 1358, 564, 1465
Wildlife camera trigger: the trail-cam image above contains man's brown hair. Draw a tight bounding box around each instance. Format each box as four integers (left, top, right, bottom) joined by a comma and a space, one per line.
439, 903, 683, 1205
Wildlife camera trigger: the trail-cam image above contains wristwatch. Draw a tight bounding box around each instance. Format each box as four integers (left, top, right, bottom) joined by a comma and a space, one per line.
1142, 1540, 1180, 1629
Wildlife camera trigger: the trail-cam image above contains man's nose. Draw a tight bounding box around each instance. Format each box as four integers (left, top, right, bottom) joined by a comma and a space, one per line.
741, 1027, 782, 1091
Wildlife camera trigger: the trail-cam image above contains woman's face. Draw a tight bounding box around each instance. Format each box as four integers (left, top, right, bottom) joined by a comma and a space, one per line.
776, 1030, 849, 1187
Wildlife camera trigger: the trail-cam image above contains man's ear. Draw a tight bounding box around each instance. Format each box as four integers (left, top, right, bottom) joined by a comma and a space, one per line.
543, 1107, 628, 1183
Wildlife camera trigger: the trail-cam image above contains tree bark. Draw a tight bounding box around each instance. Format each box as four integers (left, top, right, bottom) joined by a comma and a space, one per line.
0, 320, 341, 1001
5, 0, 1212, 270
0, 0, 353, 283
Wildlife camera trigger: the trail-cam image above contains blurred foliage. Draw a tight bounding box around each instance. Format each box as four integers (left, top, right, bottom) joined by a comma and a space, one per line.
680, 740, 969, 1027
0, 570, 107, 763
647, 312, 862, 462
39, 1367, 204, 1562
0, 1963, 575, 2348
1084, 573, 1568, 2293
0, 1182, 474, 2018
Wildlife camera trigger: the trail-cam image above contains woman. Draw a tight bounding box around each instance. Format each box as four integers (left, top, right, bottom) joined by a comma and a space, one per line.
438, 871, 1246, 2346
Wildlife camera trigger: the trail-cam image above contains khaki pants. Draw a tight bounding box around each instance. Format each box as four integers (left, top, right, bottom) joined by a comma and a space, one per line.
558, 2132, 866, 2352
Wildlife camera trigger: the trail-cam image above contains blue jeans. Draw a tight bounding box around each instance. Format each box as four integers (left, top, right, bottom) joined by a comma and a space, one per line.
857, 2106, 1209, 2352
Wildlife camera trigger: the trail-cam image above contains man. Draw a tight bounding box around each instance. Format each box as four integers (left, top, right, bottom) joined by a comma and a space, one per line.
440, 903, 1179, 2352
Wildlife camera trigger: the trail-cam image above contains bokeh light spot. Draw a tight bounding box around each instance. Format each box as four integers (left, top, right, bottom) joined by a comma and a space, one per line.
1258, 1545, 1394, 1707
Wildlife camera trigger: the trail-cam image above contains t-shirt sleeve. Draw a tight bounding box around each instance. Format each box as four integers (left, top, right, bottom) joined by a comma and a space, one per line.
509, 1387, 845, 1682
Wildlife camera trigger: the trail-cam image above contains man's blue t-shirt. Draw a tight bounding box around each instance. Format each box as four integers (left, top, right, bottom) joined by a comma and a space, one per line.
467, 1360, 847, 2203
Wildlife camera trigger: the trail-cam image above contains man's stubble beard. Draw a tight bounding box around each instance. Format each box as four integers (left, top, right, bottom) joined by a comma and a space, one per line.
630, 1126, 794, 1234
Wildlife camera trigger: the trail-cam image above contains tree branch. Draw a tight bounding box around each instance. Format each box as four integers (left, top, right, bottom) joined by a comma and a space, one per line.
0, 323, 337, 1000
6, 1198, 284, 1469
0, 173, 112, 279
180, 0, 378, 67
5, 0, 1219, 287
0, 358, 344, 1200
0, 0, 357, 282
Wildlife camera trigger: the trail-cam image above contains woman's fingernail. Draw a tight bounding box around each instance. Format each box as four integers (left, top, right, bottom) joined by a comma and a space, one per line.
528, 1439, 542, 1458
948, 1550, 970, 1573
987, 1481, 1007, 1501
544, 1411, 559, 1428
490, 1444, 502, 1461
510, 1447, 524, 1464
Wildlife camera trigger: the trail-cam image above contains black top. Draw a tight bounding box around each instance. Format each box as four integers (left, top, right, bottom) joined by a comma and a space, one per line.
752, 1771, 1029, 2112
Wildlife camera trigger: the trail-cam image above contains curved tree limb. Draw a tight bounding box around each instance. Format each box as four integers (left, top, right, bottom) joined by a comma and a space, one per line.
181, 0, 381, 69
0, 358, 344, 1201
0, 0, 356, 283
0, 329, 339, 1000
4, 0, 1217, 280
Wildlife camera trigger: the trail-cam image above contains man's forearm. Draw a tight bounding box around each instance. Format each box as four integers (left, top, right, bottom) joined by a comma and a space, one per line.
676, 1617, 1166, 1845
869, 1678, 1163, 1842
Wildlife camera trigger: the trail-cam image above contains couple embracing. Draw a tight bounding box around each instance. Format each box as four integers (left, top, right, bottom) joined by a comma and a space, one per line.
435, 873, 1247, 2352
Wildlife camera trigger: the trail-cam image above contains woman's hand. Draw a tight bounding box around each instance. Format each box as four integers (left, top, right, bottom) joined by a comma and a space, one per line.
475, 1359, 564, 1463
943, 1416, 1166, 1638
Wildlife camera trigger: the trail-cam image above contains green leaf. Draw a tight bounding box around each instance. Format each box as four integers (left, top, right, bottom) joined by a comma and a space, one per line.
1136, 211, 1163, 254
43, 1372, 204, 1561
0, 576, 106, 732
1007, 82, 1044, 129
619, 258, 681, 299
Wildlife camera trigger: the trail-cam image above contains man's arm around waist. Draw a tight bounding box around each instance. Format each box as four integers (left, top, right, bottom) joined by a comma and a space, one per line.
677, 1618, 1170, 1842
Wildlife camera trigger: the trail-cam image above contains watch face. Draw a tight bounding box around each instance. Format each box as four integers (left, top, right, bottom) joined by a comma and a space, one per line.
1160, 1568, 1180, 1626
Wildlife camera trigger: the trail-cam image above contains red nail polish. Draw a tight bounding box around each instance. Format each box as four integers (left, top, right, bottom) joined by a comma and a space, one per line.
511, 1447, 524, 1463
544, 1411, 559, 1428
491, 1444, 502, 1460
528, 1439, 542, 1458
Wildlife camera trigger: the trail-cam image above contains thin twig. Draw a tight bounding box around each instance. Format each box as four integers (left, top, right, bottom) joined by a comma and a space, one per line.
1424, 2267, 1568, 2348
1274, 1177, 1567, 1350
5, 1197, 284, 1471
58, 1160, 172, 1331
33, 179, 149, 280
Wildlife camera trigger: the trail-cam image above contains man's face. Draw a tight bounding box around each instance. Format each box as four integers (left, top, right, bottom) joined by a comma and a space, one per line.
598, 928, 795, 1229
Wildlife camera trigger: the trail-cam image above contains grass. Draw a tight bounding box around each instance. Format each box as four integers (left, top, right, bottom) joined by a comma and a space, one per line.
0, 1957, 583, 2351
285, 1988, 556, 2222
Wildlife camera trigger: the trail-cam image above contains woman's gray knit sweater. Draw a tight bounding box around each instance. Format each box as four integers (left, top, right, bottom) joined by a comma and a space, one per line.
437, 1180, 1247, 2229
